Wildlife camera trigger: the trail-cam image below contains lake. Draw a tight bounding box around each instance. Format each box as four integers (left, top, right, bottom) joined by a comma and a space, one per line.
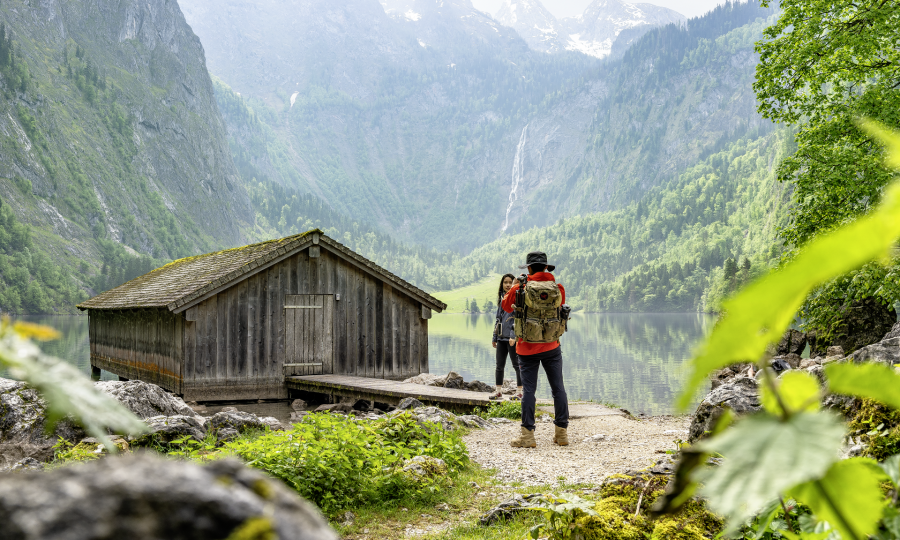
5, 312, 713, 415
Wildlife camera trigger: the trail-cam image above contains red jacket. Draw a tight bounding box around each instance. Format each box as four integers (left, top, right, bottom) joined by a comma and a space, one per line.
501, 272, 566, 356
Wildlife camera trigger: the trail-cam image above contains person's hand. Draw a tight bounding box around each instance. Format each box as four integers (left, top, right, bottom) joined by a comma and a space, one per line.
509, 338, 515, 345
492, 342, 497, 348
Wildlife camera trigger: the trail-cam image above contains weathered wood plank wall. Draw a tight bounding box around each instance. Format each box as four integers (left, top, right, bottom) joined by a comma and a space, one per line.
178, 246, 428, 401
88, 309, 181, 393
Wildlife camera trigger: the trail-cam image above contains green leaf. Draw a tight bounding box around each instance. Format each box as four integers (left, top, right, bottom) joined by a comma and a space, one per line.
779, 532, 830, 540
789, 458, 886, 540
881, 454, 900, 488
761, 371, 821, 416
0, 323, 148, 451
825, 363, 900, 410
860, 120, 900, 171
694, 412, 845, 526
677, 121, 900, 410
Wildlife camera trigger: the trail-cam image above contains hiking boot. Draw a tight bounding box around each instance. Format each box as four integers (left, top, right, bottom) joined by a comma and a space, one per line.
553, 426, 569, 446
510, 427, 536, 448
509, 393, 521, 401
489, 391, 504, 401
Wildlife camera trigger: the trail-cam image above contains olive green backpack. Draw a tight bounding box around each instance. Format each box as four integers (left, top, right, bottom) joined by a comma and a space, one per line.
513, 279, 567, 343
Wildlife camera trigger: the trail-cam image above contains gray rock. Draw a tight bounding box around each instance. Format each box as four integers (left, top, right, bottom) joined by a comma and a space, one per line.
10, 457, 44, 472
479, 493, 545, 526
465, 380, 493, 393
501, 380, 518, 395
132, 415, 207, 446
689, 377, 761, 443
806, 364, 827, 385
0, 453, 337, 540
397, 397, 424, 411
206, 410, 268, 433
884, 322, 900, 341
94, 380, 199, 419
649, 457, 675, 475
402, 373, 443, 386
216, 427, 240, 443
799, 358, 820, 369
289, 411, 309, 423
813, 297, 896, 355
406, 407, 458, 430
782, 353, 802, 369
457, 415, 493, 429
0, 378, 85, 468
825, 345, 845, 358
443, 371, 465, 390
850, 337, 900, 366
351, 399, 372, 411
777, 329, 807, 356
259, 416, 285, 431
290, 399, 308, 412
313, 403, 352, 414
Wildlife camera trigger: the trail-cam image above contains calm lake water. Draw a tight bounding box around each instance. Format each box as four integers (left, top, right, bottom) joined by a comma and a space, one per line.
5, 312, 713, 416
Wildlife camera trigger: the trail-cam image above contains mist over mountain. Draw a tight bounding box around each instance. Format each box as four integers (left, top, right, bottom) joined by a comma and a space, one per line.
495, 0, 686, 58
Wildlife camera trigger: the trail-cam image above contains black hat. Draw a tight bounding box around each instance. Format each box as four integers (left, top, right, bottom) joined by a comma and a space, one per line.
519, 251, 555, 272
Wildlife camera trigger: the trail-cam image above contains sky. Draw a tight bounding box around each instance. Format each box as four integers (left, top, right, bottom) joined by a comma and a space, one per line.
470, 0, 726, 20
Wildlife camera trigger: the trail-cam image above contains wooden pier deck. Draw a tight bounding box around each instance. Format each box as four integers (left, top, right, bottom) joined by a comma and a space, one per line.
285, 374, 493, 412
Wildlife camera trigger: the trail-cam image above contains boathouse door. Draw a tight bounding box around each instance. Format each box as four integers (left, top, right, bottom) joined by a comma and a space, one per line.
284, 294, 334, 377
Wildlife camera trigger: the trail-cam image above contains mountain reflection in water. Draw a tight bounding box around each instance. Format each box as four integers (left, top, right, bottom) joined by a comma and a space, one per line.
4, 313, 713, 416
429, 313, 714, 416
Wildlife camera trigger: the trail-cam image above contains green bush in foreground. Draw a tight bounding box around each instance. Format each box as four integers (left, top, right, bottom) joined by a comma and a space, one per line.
224, 412, 468, 516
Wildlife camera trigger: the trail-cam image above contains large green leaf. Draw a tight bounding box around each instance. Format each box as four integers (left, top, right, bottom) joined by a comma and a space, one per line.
694, 412, 845, 526
789, 458, 886, 540
0, 321, 148, 450
761, 371, 821, 416
881, 454, 900, 488
825, 363, 900, 410
677, 122, 900, 410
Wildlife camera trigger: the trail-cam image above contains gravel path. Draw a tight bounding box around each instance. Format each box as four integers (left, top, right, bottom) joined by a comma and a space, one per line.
464, 403, 690, 486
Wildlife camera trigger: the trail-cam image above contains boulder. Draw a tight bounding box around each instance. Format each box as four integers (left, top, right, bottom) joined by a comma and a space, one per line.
10, 457, 44, 472
351, 399, 372, 412
402, 373, 443, 386
850, 337, 900, 366
689, 377, 761, 443
456, 415, 493, 429
0, 378, 84, 467
401, 406, 458, 430
465, 380, 493, 393
813, 297, 896, 355
131, 415, 206, 446
401, 455, 448, 481
799, 358, 820, 369
259, 416, 285, 431
290, 399, 308, 412
216, 427, 240, 443
826, 345, 845, 358
777, 329, 807, 356
397, 397, 424, 411
443, 372, 465, 390
0, 453, 338, 540
312, 403, 351, 414
885, 322, 900, 341
206, 410, 268, 433
479, 493, 545, 526
94, 380, 198, 419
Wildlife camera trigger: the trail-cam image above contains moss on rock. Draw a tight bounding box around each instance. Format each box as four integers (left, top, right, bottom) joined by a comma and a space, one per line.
848, 398, 900, 461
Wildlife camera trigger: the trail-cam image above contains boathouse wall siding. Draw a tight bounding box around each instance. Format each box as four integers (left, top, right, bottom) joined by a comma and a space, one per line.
178, 247, 428, 401
88, 309, 182, 393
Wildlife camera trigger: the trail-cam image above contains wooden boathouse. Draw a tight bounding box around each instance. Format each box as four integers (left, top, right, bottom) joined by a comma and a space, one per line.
77, 230, 447, 401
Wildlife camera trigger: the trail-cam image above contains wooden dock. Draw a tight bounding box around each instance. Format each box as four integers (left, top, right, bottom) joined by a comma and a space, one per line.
285, 374, 493, 412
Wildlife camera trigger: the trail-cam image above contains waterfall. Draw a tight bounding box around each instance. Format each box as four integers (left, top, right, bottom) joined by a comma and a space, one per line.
503, 124, 528, 232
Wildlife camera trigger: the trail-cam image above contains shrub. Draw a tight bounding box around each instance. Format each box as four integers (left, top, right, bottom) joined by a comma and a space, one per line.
474, 400, 522, 420
223, 412, 468, 515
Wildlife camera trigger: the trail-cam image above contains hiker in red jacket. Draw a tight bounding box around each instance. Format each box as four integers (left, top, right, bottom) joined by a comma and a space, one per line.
501, 251, 570, 448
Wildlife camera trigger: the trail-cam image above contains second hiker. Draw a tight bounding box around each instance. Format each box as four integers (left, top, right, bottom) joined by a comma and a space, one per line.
500, 251, 571, 448
491, 273, 523, 400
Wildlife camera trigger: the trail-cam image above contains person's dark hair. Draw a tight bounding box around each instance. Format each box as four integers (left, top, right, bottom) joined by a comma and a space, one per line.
528, 264, 546, 274
498, 273, 516, 302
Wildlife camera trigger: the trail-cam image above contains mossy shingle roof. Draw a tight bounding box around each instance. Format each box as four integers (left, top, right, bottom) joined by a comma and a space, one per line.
77, 230, 446, 312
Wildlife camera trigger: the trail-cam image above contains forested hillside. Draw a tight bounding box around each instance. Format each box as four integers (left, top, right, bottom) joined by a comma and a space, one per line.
0, 0, 258, 314
184, 0, 776, 250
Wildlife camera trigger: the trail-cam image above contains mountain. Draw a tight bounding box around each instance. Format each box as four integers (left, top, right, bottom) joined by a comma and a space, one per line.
182, 0, 774, 252
494, 0, 685, 58
0, 0, 252, 313
494, 0, 565, 54
561, 0, 686, 58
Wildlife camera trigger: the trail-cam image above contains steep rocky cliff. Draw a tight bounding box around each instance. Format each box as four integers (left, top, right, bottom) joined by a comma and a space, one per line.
0, 0, 251, 312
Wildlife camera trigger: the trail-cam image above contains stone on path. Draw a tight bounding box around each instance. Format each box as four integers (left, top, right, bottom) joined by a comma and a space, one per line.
0, 453, 338, 540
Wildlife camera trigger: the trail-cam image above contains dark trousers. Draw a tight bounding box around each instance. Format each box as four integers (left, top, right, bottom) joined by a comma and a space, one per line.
495, 340, 521, 386
519, 347, 569, 431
